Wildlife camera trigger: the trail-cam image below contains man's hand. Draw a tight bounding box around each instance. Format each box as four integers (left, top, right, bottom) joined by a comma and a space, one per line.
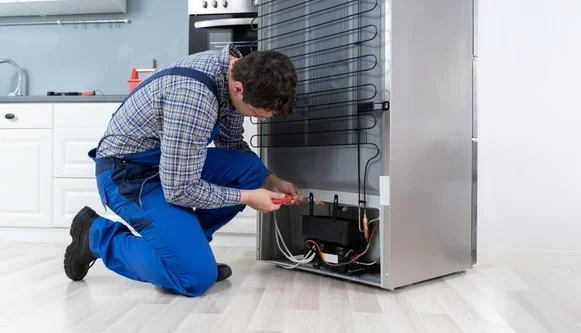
240, 189, 285, 213
261, 174, 305, 205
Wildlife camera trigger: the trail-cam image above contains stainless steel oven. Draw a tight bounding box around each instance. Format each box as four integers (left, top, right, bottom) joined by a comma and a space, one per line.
188, 0, 258, 56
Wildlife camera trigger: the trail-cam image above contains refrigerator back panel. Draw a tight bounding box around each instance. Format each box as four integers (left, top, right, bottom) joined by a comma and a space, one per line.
254, 0, 387, 200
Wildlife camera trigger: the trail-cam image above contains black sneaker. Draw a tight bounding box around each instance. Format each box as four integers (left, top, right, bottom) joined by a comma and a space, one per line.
64, 206, 99, 281
217, 263, 232, 282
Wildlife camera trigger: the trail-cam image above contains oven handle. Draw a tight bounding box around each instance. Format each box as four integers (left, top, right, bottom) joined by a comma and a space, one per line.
194, 18, 255, 29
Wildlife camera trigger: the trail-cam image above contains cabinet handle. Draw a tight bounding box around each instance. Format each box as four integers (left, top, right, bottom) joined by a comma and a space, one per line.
4, 113, 15, 120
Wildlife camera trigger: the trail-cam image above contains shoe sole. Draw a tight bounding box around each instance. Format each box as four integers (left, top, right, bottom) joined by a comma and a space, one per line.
63, 207, 94, 281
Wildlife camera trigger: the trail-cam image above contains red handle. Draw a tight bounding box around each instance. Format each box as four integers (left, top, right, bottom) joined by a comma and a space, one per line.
272, 194, 293, 204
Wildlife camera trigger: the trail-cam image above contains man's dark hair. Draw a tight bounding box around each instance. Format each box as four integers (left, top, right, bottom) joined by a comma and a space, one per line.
232, 50, 297, 118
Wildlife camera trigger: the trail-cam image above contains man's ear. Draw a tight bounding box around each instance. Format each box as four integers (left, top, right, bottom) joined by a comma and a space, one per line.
233, 81, 244, 95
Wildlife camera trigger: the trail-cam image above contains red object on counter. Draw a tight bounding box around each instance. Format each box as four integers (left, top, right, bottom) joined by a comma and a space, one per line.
128, 68, 141, 92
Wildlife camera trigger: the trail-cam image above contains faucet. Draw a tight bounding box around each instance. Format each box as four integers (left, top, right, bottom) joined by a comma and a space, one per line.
0, 58, 24, 96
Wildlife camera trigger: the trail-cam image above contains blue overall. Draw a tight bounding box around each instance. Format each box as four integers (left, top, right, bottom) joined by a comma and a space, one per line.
86, 67, 267, 296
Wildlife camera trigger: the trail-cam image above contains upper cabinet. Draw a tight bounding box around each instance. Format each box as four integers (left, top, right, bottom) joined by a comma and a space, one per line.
0, 0, 126, 17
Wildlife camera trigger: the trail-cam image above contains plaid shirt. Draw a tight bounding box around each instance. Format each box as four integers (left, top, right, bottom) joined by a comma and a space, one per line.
97, 44, 254, 209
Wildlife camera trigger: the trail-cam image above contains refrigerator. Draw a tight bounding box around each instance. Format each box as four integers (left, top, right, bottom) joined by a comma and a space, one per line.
252, 0, 478, 290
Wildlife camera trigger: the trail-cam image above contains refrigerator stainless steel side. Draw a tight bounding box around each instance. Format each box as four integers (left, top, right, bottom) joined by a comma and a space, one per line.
255, 0, 476, 290
388, 0, 475, 289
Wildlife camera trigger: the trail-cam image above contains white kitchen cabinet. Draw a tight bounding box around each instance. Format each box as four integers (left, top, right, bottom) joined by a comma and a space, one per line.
0, 101, 260, 236
53, 178, 122, 228
0, 0, 126, 17
0, 129, 53, 227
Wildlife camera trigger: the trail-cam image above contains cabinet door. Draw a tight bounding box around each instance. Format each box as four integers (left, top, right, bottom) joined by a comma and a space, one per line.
53, 128, 103, 178
0, 129, 52, 227
53, 178, 124, 228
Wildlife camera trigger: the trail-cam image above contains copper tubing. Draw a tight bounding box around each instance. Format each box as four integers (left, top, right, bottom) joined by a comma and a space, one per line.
363, 212, 369, 241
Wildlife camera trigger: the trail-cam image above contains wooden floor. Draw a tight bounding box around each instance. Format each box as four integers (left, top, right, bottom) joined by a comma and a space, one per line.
0, 241, 580, 333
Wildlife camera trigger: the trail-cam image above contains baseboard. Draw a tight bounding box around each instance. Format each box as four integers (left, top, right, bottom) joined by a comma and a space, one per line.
476, 251, 581, 266
0, 227, 256, 248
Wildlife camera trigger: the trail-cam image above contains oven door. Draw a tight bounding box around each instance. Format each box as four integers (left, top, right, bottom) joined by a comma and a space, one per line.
189, 14, 258, 56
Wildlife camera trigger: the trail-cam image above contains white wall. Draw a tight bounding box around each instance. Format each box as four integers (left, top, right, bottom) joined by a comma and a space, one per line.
478, 0, 581, 251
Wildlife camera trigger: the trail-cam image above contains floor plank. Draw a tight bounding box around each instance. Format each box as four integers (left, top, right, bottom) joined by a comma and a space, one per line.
247, 267, 296, 332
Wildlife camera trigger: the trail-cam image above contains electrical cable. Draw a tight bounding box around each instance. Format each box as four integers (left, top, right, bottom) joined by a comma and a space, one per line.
273, 211, 316, 269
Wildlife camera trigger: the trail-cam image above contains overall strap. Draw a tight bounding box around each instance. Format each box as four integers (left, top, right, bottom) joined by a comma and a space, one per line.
121, 66, 219, 108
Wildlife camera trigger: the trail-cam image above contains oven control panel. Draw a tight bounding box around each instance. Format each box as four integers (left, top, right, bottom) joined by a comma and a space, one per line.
189, 0, 258, 15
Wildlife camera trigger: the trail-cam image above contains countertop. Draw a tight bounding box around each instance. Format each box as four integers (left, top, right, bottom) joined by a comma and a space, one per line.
0, 95, 127, 103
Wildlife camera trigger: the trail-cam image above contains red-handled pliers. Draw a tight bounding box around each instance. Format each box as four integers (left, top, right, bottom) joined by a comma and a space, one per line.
272, 194, 294, 204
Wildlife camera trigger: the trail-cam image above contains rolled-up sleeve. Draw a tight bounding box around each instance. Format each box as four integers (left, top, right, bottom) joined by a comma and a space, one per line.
159, 85, 241, 209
